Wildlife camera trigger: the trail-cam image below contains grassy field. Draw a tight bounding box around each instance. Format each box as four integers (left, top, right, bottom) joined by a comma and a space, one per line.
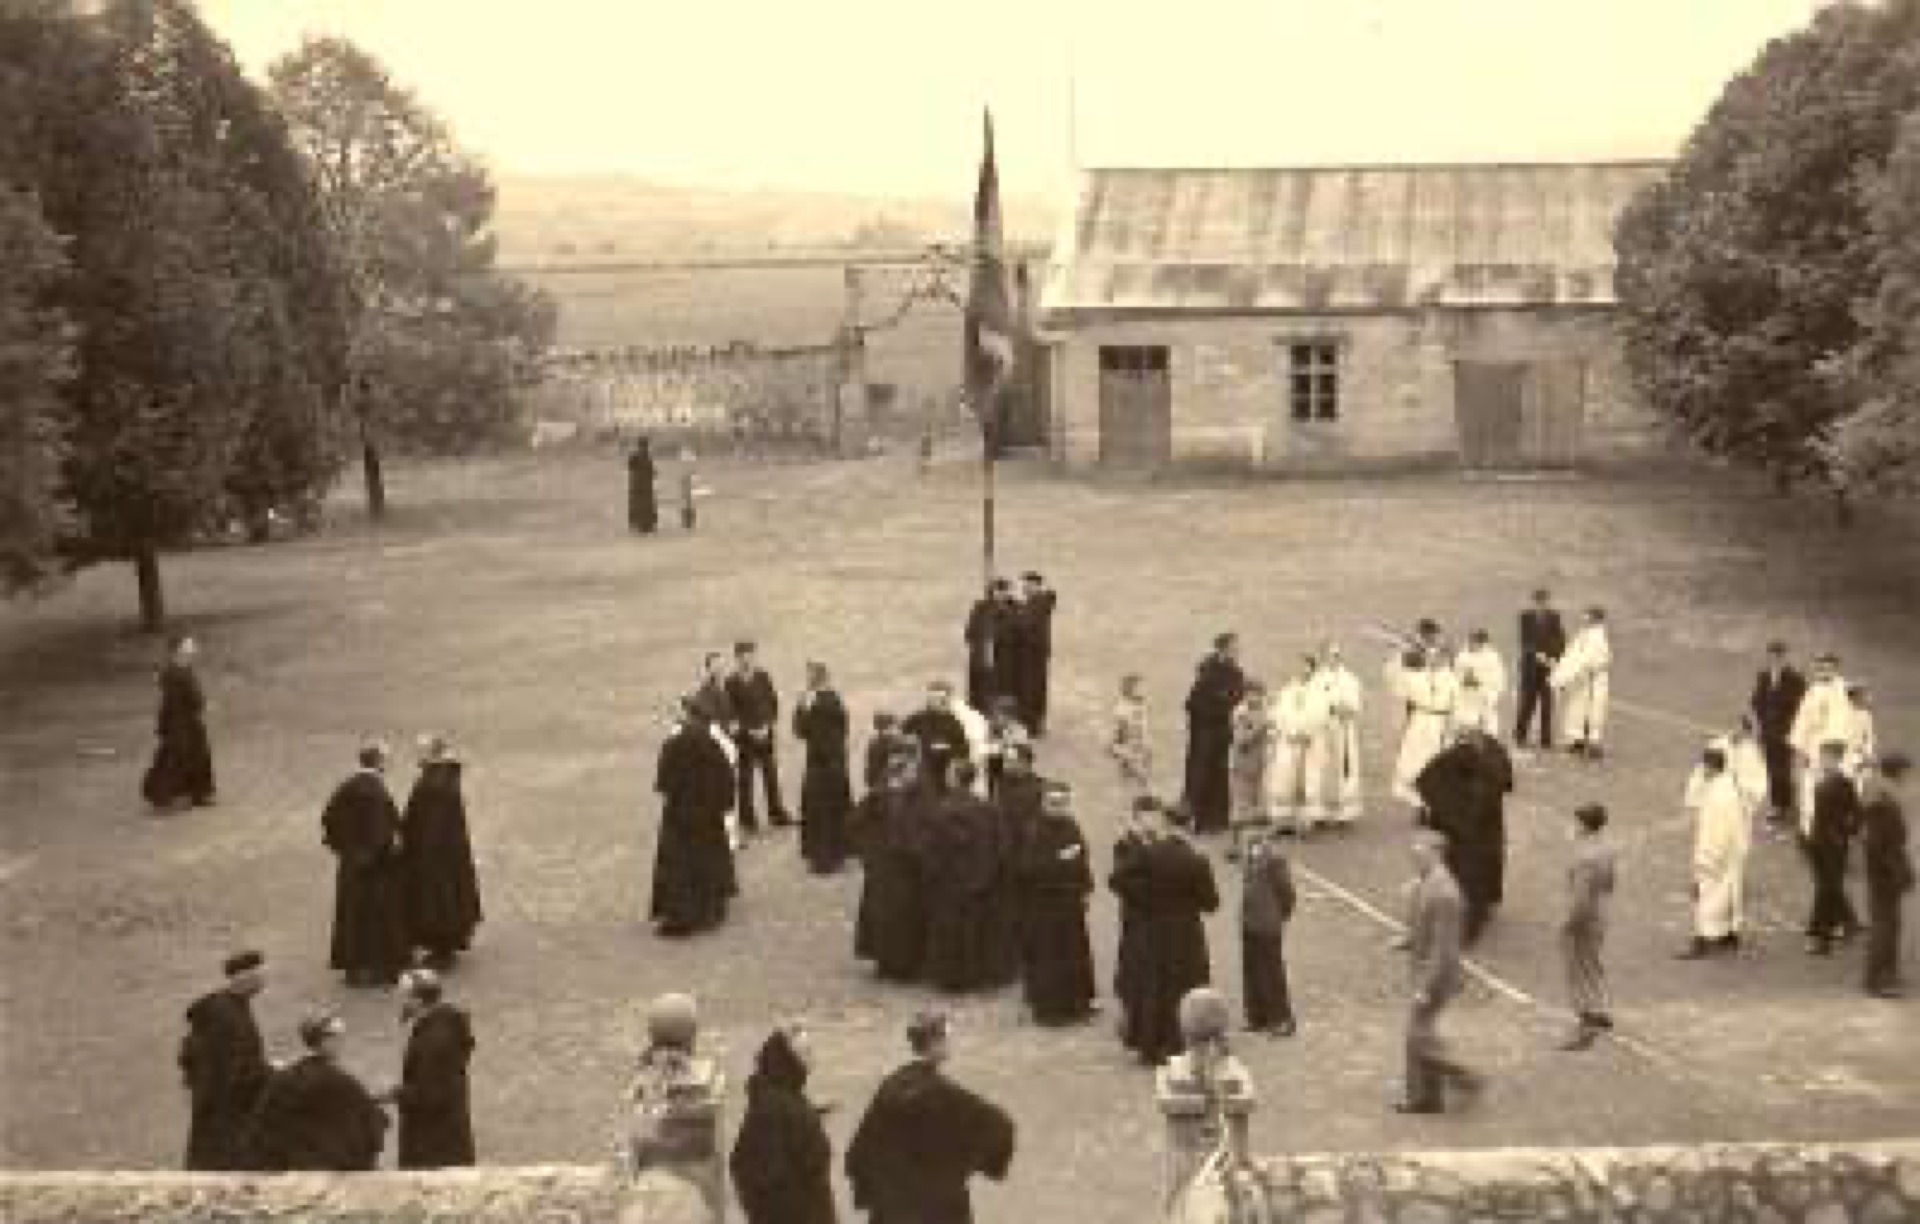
2, 451, 1917, 1220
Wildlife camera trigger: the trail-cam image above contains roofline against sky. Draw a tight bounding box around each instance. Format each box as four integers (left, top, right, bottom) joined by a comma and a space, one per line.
1073, 157, 1675, 174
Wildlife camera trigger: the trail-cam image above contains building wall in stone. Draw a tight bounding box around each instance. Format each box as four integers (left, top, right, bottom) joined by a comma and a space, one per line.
1049, 308, 1664, 472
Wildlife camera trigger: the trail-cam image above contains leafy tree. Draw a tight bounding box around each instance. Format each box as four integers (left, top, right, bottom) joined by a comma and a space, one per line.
0, 185, 75, 595
1615, 0, 1920, 501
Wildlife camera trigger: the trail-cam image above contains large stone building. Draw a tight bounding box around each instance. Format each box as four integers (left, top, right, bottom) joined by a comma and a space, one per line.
1036, 162, 1671, 472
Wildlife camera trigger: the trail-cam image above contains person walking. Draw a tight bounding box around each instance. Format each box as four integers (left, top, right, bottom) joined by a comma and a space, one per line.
143, 634, 217, 811
382, 969, 475, 1169
650, 699, 738, 937
1396, 830, 1482, 1115
1805, 740, 1864, 955
1559, 803, 1617, 1050
730, 1024, 837, 1224
179, 950, 272, 1170
1861, 752, 1913, 999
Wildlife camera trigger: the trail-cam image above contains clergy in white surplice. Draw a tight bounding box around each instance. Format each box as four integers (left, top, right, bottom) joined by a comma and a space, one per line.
1787, 653, 1855, 833
1268, 656, 1331, 833
1551, 608, 1612, 758
1310, 643, 1365, 826
1678, 744, 1755, 958
1452, 630, 1508, 737
1387, 645, 1459, 809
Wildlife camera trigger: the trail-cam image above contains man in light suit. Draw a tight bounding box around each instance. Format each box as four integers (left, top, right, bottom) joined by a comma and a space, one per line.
1396, 830, 1482, 1115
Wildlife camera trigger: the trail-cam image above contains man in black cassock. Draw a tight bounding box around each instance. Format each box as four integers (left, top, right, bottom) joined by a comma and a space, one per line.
627, 437, 658, 534
180, 950, 272, 1170
854, 747, 929, 981
793, 661, 853, 874
1015, 572, 1057, 736
903, 682, 971, 765
1181, 634, 1246, 835
1019, 781, 1098, 1025
323, 743, 411, 987
248, 1012, 387, 1172
143, 634, 217, 810
651, 700, 739, 937
985, 742, 1044, 985
846, 1012, 1016, 1224
1108, 797, 1218, 1064
379, 970, 475, 1169
400, 736, 482, 970
1111, 797, 1158, 1048
920, 760, 1002, 993
963, 581, 1007, 714
728, 641, 791, 834
1414, 729, 1513, 945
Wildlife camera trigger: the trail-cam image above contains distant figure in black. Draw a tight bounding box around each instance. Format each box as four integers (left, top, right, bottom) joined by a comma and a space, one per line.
381, 969, 475, 1169
1018, 781, 1098, 1025
627, 437, 658, 534
1109, 795, 1219, 1064
730, 1025, 838, 1224
400, 735, 482, 971
1016, 572, 1057, 736
248, 1012, 387, 1172
963, 581, 1007, 713
728, 641, 791, 834
1514, 588, 1567, 750
854, 745, 929, 982
1750, 641, 1808, 826
322, 742, 411, 988
144, 634, 216, 811
650, 699, 739, 937
180, 950, 272, 1170
794, 661, 853, 874
1181, 633, 1247, 835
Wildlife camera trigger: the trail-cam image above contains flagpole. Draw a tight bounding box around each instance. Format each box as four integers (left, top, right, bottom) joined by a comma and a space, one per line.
983, 415, 996, 588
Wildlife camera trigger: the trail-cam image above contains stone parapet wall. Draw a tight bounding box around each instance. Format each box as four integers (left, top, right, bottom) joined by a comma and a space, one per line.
1171, 1141, 1920, 1223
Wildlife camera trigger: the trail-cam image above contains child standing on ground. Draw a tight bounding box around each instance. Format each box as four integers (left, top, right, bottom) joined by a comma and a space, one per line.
1240, 832, 1298, 1037
1110, 674, 1151, 795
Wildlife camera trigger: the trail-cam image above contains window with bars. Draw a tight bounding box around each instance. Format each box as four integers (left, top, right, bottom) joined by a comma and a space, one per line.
1287, 341, 1340, 422
1100, 346, 1169, 375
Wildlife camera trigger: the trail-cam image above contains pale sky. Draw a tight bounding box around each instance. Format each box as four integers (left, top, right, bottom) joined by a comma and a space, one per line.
200, 0, 1836, 200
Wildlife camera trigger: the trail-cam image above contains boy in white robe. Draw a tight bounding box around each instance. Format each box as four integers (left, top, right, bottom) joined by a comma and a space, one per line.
1677, 745, 1752, 958
1388, 647, 1459, 809
1845, 684, 1877, 782
951, 697, 992, 797
1788, 654, 1854, 833
1552, 608, 1612, 759
1311, 643, 1365, 826
1452, 630, 1507, 738
1268, 657, 1330, 833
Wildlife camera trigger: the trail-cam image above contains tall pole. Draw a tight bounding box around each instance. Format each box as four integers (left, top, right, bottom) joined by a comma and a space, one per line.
983, 405, 996, 587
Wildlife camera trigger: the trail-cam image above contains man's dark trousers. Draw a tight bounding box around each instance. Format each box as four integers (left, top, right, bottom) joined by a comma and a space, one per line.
1804, 839, 1860, 940
736, 732, 787, 832
1514, 660, 1554, 748
1865, 886, 1904, 992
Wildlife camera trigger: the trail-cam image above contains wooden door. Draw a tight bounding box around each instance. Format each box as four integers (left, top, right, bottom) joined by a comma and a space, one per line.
1099, 346, 1172, 469
1453, 361, 1525, 469
1519, 359, 1586, 467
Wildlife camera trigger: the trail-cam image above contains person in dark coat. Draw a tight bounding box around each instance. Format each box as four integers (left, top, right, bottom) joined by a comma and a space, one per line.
991, 583, 1026, 720
963, 581, 1006, 714
989, 743, 1046, 984
143, 634, 217, 810
1415, 730, 1512, 945
1015, 572, 1056, 736
247, 1012, 388, 1172
651, 701, 738, 937
180, 950, 272, 1170
1861, 752, 1913, 998
381, 970, 474, 1169
862, 712, 906, 796
982, 698, 1028, 799
920, 761, 1002, 993
1750, 641, 1808, 825
728, 641, 791, 834
1108, 798, 1219, 1064
1181, 634, 1246, 835
1514, 588, 1567, 750
1239, 835, 1298, 1037
400, 736, 482, 970
1805, 740, 1863, 955
689, 652, 736, 732
730, 1026, 837, 1224
1018, 781, 1097, 1025
627, 437, 659, 534
903, 682, 971, 765
323, 743, 411, 987
846, 1013, 1016, 1224
853, 746, 930, 981
794, 662, 853, 874
1110, 798, 1159, 1048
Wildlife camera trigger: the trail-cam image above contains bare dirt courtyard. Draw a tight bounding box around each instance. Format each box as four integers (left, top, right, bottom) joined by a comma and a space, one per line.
2, 450, 1917, 1221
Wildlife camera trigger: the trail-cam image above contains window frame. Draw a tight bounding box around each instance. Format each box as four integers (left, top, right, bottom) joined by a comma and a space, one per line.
1283, 337, 1343, 423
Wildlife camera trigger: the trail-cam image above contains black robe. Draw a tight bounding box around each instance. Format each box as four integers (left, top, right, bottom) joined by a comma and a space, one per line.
1014, 589, 1056, 732
1415, 736, 1512, 936
794, 689, 853, 874
1108, 834, 1218, 1062
323, 771, 411, 981
730, 1032, 837, 1224
1181, 655, 1246, 833
853, 785, 928, 981
650, 724, 738, 933
1110, 831, 1152, 1011
180, 988, 270, 1170
396, 1004, 475, 1169
401, 763, 483, 958
627, 448, 658, 533
992, 600, 1027, 717
963, 598, 1001, 713
987, 772, 1045, 986
903, 707, 971, 764
920, 792, 1003, 993
143, 663, 215, 806
846, 1060, 1016, 1224
1019, 810, 1097, 1024
247, 1054, 388, 1172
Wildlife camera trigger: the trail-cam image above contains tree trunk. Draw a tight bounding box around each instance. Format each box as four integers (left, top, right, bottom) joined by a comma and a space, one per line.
134, 545, 165, 633
1834, 488, 1855, 529
361, 435, 386, 521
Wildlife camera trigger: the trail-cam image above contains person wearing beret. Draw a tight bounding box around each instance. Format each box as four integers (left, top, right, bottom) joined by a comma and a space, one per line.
180, 951, 272, 1170
247, 1012, 388, 1172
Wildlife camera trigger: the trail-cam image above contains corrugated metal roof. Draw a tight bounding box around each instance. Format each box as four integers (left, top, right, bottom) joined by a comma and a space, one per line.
1040, 162, 1667, 315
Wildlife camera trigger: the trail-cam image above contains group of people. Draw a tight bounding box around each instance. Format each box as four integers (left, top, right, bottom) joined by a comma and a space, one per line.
181, 954, 475, 1172
963, 572, 1058, 735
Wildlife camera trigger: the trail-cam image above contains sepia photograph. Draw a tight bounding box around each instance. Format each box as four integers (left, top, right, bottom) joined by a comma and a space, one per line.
1, 1, 1917, 1221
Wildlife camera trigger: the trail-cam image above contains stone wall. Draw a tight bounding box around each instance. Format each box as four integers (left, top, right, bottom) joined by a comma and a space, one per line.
1171, 1142, 1920, 1224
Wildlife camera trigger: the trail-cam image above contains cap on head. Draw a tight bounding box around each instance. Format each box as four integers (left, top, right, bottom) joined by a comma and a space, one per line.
299, 1011, 344, 1050
906, 1010, 949, 1056
1416, 618, 1440, 637
1214, 632, 1237, 652
1574, 802, 1608, 833
1701, 745, 1728, 771
357, 739, 388, 769
1022, 571, 1044, 584
734, 640, 756, 657
223, 950, 265, 978
645, 993, 699, 1050
1469, 628, 1490, 645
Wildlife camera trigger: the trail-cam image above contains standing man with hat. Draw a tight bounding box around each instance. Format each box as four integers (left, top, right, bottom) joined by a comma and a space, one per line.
1861, 752, 1914, 999
381, 969, 476, 1168
179, 950, 272, 1170
248, 1012, 388, 1172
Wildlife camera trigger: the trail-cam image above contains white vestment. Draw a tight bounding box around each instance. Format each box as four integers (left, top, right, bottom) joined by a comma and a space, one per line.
953, 700, 992, 796
1788, 678, 1855, 831
1848, 708, 1877, 781
1551, 626, 1612, 745
1387, 660, 1458, 806
1452, 646, 1508, 736
1310, 664, 1365, 823
1267, 678, 1330, 828
1686, 770, 1752, 940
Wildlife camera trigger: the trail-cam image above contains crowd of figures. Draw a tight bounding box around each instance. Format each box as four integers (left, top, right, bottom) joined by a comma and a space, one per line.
149, 568, 1913, 1215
